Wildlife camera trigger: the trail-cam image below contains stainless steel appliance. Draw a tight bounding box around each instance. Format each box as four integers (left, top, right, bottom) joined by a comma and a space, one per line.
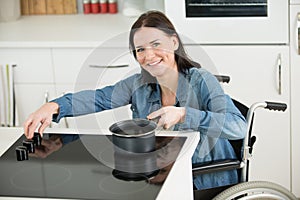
164, 0, 288, 44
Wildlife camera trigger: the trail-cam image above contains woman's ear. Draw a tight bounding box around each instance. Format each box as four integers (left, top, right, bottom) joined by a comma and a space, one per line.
172, 35, 179, 51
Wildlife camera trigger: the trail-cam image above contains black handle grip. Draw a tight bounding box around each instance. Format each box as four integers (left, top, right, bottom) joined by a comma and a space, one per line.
214, 75, 230, 83
265, 101, 287, 112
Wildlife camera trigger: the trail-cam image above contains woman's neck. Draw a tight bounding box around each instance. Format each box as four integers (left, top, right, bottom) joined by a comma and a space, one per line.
157, 69, 179, 106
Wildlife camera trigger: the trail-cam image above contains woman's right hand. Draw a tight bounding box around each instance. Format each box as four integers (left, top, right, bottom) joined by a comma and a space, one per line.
23, 102, 59, 139
30, 135, 63, 158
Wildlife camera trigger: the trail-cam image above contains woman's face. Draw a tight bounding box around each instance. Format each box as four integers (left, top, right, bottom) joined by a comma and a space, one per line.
133, 27, 179, 78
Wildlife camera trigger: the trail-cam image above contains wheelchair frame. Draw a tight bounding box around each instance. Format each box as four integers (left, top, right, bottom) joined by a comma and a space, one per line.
192, 75, 296, 200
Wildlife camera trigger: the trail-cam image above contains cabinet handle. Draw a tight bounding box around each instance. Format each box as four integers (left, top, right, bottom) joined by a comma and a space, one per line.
44, 91, 52, 128
277, 54, 282, 95
64, 117, 69, 128
61, 92, 69, 128
44, 91, 49, 103
89, 64, 129, 68
297, 13, 300, 55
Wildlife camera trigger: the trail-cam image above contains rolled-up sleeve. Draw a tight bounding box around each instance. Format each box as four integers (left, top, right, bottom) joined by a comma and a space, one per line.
51, 74, 138, 123
178, 69, 247, 140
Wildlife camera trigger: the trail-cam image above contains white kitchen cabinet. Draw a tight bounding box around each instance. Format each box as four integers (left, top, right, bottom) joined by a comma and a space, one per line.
54, 84, 132, 130
290, 5, 300, 197
0, 48, 54, 83
290, 0, 300, 4
52, 48, 92, 85
52, 48, 139, 129
52, 47, 140, 87
0, 48, 55, 125
14, 84, 56, 126
186, 45, 291, 190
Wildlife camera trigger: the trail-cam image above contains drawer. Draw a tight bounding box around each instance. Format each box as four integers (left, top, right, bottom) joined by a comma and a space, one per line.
52, 48, 140, 87
0, 48, 54, 83
54, 84, 132, 129
14, 83, 56, 124
290, 0, 300, 5
52, 48, 93, 85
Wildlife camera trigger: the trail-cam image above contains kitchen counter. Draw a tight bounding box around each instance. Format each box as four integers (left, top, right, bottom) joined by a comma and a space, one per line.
0, 127, 199, 200
0, 14, 138, 48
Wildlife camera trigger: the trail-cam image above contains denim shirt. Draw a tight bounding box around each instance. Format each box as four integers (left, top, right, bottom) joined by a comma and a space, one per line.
52, 67, 247, 190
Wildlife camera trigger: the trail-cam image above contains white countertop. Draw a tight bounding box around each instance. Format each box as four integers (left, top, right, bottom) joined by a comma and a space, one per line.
0, 127, 199, 200
0, 14, 138, 48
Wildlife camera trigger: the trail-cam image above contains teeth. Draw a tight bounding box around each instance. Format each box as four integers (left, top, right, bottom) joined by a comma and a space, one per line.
149, 60, 160, 66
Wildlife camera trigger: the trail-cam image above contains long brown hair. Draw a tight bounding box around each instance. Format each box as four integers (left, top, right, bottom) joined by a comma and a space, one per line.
129, 10, 201, 83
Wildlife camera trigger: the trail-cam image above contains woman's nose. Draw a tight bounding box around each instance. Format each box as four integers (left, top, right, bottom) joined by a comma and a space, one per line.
145, 47, 155, 60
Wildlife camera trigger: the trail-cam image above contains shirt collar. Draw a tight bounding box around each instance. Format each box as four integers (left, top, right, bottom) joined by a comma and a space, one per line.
147, 71, 191, 104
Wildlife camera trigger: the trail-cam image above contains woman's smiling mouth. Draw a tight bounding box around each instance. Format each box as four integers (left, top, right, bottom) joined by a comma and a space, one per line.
148, 59, 162, 66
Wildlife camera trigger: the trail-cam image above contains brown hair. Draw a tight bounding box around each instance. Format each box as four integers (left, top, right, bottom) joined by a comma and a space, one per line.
129, 10, 201, 82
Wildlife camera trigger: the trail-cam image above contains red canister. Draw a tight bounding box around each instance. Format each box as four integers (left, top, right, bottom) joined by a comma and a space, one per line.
100, 0, 108, 13
91, 0, 100, 13
83, 0, 91, 14
108, 0, 118, 14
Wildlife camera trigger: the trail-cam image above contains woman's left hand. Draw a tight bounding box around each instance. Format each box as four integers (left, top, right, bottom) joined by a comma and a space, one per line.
147, 106, 186, 129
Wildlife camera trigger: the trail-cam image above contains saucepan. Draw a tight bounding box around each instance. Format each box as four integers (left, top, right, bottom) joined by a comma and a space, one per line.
109, 118, 157, 153
112, 150, 159, 181
109, 118, 159, 180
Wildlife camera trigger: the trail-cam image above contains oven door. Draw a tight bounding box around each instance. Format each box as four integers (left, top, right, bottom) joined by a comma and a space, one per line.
164, 0, 288, 44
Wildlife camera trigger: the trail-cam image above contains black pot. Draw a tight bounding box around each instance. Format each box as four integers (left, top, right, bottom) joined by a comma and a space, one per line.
109, 119, 157, 153
112, 150, 159, 181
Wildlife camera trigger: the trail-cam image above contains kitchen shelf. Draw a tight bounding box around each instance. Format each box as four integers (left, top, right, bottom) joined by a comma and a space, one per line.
0, 14, 138, 48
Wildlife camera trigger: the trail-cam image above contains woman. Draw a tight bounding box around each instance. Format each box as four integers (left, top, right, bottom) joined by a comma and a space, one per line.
23, 11, 246, 190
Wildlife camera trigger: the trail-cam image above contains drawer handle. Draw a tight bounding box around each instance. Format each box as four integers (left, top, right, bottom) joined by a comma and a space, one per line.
277, 54, 282, 95
44, 91, 52, 128
297, 13, 300, 55
89, 64, 129, 68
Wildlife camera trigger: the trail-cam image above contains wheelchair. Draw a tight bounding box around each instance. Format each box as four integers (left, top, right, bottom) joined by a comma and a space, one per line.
193, 75, 297, 200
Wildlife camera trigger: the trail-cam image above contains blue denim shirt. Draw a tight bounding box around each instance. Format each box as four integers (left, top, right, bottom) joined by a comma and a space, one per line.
52, 67, 247, 190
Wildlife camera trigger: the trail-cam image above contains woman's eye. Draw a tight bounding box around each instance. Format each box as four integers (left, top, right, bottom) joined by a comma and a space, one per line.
136, 48, 144, 53
152, 42, 160, 47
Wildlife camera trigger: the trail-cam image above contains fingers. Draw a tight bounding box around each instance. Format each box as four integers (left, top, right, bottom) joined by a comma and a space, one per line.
147, 106, 184, 130
23, 118, 32, 138
23, 102, 58, 139
147, 108, 164, 121
38, 119, 51, 137
23, 116, 39, 139
147, 108, 167, 128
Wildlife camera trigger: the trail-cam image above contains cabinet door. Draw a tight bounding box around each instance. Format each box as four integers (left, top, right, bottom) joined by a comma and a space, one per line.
290, 5, 300, 197
52, 48, 92, 85
0, 48, 55, 126
52, 48, 140, 87
290, 0, 300, 4
0, 48, 54, 83
186, 45, 290, 190
54, 84, 132, 130
14, 84, 56, 125
52, 48, 140, 129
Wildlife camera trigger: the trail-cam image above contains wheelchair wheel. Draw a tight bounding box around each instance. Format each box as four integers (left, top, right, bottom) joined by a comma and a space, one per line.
212, 181, 297, 200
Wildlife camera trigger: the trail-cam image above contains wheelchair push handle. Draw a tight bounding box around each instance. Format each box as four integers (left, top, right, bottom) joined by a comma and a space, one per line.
214, 75, 230, 83
265, 101, 287, 112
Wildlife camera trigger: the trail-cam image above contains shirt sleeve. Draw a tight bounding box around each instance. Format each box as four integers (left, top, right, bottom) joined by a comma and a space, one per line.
51, 75, 137, 123
179, 70, 247, 140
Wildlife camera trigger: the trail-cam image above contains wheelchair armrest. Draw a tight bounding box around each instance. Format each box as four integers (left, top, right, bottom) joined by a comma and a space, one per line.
192, 159, 242, 176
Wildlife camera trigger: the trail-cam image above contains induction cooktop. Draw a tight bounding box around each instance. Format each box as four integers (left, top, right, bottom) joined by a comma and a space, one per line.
0, 133, 186, 200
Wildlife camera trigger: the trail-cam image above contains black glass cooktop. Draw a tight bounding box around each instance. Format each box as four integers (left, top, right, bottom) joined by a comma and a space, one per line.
0, 133, 186, 200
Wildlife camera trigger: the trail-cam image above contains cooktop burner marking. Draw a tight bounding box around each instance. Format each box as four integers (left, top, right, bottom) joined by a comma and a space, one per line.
10, 164, 71, 191
98, 173, 150, 195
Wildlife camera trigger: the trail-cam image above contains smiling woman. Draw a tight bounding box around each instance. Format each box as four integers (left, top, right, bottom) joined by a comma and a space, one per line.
133, 27, 178, 79
22, 10, 247, 191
